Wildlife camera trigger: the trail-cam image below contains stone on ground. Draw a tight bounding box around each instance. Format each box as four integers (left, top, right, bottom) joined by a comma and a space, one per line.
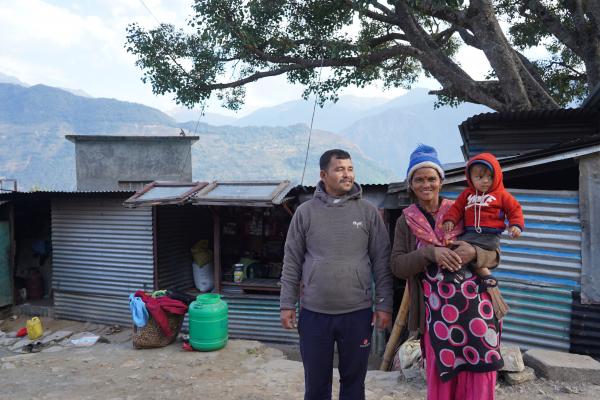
500, 345, 524, 372
523, 348, 600, 384
504, 366, 536, 385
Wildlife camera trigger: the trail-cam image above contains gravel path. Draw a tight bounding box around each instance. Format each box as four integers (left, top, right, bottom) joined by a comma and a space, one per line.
1, 316, 599, 399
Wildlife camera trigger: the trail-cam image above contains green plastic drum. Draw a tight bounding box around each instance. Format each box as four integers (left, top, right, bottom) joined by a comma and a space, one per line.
189, 293, 228, 351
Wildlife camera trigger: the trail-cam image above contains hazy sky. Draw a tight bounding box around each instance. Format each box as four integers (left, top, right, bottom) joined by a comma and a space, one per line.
0, 0, 493, 117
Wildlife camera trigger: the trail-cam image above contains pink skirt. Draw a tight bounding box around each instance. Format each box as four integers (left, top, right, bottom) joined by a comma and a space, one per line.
424, 328, 496, 400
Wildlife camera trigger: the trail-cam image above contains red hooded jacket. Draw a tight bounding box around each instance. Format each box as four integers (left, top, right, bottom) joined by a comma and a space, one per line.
444, 153, 524, 233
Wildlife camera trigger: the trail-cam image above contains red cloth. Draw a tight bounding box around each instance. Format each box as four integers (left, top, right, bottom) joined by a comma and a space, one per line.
134, 290, 187, 337
16, 327, 27, 337
444, 153, 524, 232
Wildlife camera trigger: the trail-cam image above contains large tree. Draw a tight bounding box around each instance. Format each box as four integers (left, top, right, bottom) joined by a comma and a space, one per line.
125, 0, 600, 112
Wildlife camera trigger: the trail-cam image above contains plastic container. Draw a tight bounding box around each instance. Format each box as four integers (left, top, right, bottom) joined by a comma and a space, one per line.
26, 316, 43, 340
192, 262, 214, 292
233, 264, 244, 283
189, 293, 228, 351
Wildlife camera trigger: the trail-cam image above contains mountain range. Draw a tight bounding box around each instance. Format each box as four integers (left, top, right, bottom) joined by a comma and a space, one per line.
0, 74, 488, 191
171, 88, 489, 176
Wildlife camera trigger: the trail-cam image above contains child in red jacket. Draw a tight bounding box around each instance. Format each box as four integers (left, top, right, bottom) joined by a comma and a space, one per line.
442, 152, 524, 287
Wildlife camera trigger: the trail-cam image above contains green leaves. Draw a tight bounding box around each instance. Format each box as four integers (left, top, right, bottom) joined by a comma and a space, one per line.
124, 0, 600, 111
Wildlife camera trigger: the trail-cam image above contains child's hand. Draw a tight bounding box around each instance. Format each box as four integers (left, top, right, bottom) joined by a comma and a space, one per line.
509, 226, 521, 238
443, 221, 455, 233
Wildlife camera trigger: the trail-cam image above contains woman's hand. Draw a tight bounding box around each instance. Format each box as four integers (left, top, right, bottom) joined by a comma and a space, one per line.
434, 246, 462, 271
451, 240, 477, 266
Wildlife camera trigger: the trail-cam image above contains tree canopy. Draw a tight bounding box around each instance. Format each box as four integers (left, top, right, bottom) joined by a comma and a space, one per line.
125, 1, 600, 112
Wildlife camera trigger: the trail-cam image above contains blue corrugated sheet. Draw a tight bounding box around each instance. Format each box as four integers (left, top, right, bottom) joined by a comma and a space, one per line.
442, 187, 581, 351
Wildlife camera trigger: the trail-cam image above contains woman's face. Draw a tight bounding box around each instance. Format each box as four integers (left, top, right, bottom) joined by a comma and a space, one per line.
410, 167, 442, 203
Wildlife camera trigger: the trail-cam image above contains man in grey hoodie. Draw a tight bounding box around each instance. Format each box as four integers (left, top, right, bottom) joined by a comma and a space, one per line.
280, 149, 393, 400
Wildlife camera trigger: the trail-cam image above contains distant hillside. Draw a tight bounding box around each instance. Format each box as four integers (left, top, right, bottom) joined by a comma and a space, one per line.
177, 88, 488, 179
180, 122, 392, 184
168, 107, 238, 125
0, 83, 176, 131
0, 72, 28, 86
340, 95, 490, 179
0, 83, 393, 190
229, 95, 390, 132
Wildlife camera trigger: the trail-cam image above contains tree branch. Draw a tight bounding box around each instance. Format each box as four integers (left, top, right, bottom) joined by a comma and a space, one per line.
368, 0, 394, 17
393, 1, 506, 110
369, 33, 408, 47
526, 0, 582, 54
433, 27, 458, 46
547, 60, 586, 77
193, 41, 422, 92
247, 43, 422, 67
344, 0, 401, 26
457, 27, 481, 49
195, 65, 302, 90
410, 0, 470, 28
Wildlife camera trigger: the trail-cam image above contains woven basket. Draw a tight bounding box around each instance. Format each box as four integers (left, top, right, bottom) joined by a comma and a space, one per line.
132, 313, 184, 349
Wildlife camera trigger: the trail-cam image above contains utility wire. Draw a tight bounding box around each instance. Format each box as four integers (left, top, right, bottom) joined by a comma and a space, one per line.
139, 0, 161, 24
139, 0, 194, 180
300, 56, 325, 186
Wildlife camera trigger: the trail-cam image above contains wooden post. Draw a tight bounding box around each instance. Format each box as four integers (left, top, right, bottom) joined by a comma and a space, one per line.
380, 286, 410, 371
579, 153, 600, 304
211, 207, 221, 294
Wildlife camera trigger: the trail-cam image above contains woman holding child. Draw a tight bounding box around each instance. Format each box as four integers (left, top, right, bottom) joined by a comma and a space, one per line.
390, 145, 506, 400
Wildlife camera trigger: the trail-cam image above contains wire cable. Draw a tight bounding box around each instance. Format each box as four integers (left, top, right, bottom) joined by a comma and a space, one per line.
300, 56, 325, 186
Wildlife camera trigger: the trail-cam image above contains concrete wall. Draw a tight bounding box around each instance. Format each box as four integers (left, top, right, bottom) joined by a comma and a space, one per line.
67, 136, 198, 191
579, 152, 600, 304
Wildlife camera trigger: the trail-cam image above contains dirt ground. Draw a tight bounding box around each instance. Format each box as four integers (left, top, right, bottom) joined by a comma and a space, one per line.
1, 316, 600, 400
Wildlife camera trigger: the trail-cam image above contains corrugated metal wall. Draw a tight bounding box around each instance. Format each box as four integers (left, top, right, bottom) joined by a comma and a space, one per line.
225, 293, 299, 344
179, 292, 300, 344
52, 198, 154, 324
443, 187, 581, 351
195, 291, 297, 344
570, 292, 600, 357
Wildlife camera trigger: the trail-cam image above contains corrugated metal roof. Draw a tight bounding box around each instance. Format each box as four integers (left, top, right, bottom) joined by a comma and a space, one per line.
461, 108, 593, 126
386, 138, 600, 198
0, 190, 135, 201
459, 107, 598, 159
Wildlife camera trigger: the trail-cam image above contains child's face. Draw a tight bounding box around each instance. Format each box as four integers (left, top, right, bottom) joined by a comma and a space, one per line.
469, 164, 493, 192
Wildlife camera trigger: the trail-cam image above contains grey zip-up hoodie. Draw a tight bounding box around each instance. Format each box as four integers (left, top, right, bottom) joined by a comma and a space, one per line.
279, 181, 393, 314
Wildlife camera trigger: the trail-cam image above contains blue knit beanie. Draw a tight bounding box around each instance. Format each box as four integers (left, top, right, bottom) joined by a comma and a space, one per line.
406, 144, 445, 181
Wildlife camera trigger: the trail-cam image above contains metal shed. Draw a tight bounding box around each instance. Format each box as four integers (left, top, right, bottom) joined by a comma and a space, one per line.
125, 179, 301, 344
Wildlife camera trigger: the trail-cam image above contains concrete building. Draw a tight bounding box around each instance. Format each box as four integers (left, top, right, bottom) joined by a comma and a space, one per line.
66, 135, 198, 191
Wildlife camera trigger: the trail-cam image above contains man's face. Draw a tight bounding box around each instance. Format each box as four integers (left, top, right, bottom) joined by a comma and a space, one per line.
320, 157, 354, 197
